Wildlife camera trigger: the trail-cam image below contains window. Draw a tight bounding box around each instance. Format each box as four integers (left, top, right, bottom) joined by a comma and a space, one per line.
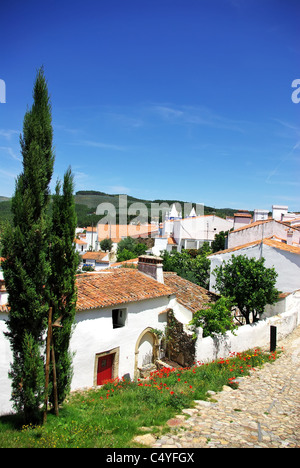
112, 308, 127, 329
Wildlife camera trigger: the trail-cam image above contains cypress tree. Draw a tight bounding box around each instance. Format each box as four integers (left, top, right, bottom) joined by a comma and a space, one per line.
2, 67, 54, 423
49, 168, 79, 405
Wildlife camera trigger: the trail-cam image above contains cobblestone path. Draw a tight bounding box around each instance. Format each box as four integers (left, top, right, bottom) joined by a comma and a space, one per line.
152, 325, 300, 448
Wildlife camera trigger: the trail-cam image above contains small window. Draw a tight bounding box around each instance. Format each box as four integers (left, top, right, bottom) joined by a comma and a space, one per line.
112, 309, 127, 329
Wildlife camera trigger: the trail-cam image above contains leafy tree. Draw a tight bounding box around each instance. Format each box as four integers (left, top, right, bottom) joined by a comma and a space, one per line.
116, 237, 147, 262
161, 250, 210, 289
2, 67, 54, 422
49, 168, 79, 406
197, 241, 212, 257
214, 255, 279, 324
211, 231, 228, 253
117, 248, 137, 262
100, 238, 113, 252
190, 297, 238, 338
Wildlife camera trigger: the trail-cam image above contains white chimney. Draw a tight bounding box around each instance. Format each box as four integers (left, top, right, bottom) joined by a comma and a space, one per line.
253, 209, 269, 222
272, 205, 288, 221
286, 229, 293, 246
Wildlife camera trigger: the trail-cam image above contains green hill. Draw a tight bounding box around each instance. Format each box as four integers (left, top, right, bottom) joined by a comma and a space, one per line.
0, 190, 237, 228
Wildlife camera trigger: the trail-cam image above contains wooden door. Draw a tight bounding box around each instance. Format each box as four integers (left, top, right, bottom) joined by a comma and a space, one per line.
97, 354, 113, 385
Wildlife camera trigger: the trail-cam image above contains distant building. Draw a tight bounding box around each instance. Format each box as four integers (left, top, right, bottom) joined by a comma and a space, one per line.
152, 204, 234, 254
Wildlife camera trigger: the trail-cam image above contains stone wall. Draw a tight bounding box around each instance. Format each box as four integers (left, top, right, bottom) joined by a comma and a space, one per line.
166, 309, 195, 367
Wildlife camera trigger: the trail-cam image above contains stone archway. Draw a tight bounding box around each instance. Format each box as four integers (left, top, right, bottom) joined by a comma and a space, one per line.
134, 328, 160, 379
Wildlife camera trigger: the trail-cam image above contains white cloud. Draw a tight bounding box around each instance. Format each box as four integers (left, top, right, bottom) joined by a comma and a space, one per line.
151, 104, 245, 133
0, 146, 21, 161
0, 129, 19, 140
77, 140, 127, 152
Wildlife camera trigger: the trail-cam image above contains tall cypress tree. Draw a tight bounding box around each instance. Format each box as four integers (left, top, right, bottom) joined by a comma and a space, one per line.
2, 67, 54, 423
49, 168, 79, 405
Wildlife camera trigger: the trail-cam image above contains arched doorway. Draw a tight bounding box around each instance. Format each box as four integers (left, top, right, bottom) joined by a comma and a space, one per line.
134, 328, 160, 379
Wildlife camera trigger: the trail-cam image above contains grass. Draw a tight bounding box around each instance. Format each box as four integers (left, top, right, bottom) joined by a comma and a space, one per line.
0, 347, 279, 448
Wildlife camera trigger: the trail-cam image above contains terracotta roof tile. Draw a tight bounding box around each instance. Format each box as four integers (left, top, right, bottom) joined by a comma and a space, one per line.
110, 258, 139, 267
0, 304, 9, 313
76, 268, 173, 311
164, 272, 218, 313
167, 237, 177, 245
82, 252, 109, 262
209, 237, 300, 256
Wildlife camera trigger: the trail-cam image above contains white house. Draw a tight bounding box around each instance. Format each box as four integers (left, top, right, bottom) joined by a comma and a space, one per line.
0, 255, 216, 415
85, 226, 98, 251
227, 219, 300, 249
72, 258, 217, 391
74, 237, 88, 255
208, 238, 300, 294
233, 210, 253, 230
81, 251, 110, 271
155, 205, 234, 254
0, 258, 8, 306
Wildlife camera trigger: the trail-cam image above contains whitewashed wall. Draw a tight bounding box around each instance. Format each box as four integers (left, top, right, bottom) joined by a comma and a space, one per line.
173, 215, 233, 247
209, 243, 300, 294
70, 296, 172, 391
0, 312, 13, 415
195, 291, 300, 363
228, 219, 300, 249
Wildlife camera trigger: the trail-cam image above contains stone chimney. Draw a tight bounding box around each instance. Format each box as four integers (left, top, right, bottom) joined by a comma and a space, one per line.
137, 255, 164, 284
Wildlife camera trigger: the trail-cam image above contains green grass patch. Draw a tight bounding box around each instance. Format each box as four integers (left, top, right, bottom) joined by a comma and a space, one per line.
0, 347, 279, 448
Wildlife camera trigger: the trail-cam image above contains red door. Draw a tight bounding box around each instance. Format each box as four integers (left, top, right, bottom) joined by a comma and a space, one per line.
97, 354, 113, 385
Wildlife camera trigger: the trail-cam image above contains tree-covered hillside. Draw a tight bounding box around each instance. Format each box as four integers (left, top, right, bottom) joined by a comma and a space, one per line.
0, 190, 238, 228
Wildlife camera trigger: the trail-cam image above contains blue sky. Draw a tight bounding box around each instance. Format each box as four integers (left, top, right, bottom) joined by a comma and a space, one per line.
0, 0, 299, 211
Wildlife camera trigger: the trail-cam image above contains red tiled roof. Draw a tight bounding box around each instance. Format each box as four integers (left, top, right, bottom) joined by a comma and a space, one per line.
164, 272, 218, 313
74, 238, 87, 245
82, 252, 109, 262
76, 268, 173, 311
167, 237, 177, 245
110, 258, 139, 267
209, 237, 300, 256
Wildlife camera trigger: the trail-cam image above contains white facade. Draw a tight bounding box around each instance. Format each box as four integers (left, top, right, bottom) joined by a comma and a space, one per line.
208, 240, 300, 294
0, 310, 13, 415
272, 205, 288, 221
195, 292, 300, 363
70, 296, 173, 391
162, 214, 233, 252
85, 227, 98, 251
253, 209, 269, 222
152, 237, 178, 256
227, 219, 300, 249
0, 263, 199, 415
